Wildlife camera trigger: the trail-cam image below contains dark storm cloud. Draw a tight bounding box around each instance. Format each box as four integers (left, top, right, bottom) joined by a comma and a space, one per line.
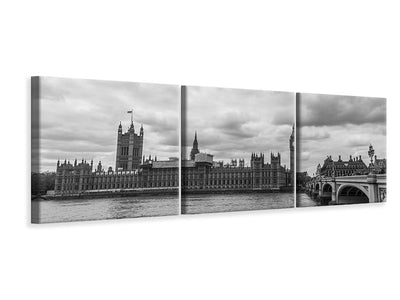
298, 93, 386, 127
215, 111, 258, 139
183, 86, 294, 167
297, 93, 386, 175
36, 77, 179, 172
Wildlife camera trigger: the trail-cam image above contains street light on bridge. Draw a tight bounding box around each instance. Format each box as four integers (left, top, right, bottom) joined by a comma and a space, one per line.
368, 144, 375, 174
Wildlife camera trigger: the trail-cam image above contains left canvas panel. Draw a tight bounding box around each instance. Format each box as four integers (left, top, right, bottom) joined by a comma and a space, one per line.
31, 77, 180, 223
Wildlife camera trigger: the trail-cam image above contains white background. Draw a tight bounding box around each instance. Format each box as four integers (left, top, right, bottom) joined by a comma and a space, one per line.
1, 1, 399, 299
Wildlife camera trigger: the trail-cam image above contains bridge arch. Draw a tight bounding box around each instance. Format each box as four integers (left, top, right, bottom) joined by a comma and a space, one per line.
322, 183, 333, 193
337, 184, 369, 204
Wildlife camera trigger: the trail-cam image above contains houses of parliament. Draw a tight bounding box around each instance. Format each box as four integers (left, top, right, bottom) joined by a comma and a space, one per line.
54, 117, 179, 195
182, 126, 294, 192
54, 114, 294, 196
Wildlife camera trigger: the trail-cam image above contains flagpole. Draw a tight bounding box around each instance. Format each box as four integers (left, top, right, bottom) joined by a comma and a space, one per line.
127, 109, 133, 124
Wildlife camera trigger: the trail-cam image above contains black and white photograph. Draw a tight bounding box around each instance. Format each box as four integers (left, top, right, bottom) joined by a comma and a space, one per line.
181, 86, 295, 214
31, 77, 180, 223
296, 93, 387, 207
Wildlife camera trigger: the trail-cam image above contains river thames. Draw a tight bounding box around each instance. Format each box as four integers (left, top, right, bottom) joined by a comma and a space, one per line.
296, 192, 319, 207
32, 194, 179, 223
181, 192, 294, 214
32, 192, 296, 223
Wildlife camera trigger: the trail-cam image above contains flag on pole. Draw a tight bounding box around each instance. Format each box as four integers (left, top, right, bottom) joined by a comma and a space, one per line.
127, 110, 133, 124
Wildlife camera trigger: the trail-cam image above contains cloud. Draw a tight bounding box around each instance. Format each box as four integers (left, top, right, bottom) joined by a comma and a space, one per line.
298, 93, 386, 127
272, 108, 296, 125
214, 111, 257, 139
345, 135, 371, 147
35, 77, 179, 172
183, 86, 294, 167
297, 94, 387, 175
158, 131, 179, 147
300, 127, 330, 140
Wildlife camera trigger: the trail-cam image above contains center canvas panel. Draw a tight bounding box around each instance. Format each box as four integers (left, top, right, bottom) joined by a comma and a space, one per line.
181, 86, 295, 214
31, 77, 180, 223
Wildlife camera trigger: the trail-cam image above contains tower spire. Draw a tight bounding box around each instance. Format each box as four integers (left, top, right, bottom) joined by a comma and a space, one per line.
190, 131, 200, 160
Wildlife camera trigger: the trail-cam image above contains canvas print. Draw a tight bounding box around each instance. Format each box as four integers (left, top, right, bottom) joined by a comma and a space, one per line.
31, 77, 180, 223
181, 86, 295, 214
296, 93, 387, 207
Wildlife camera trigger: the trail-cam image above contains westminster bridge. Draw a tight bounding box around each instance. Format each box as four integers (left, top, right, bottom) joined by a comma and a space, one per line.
304, 174, 386, 205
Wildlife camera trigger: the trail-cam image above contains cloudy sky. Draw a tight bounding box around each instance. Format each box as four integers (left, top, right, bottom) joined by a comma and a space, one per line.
298, 93, 386, 175
182, 86, 294, 168
33, 77, 179, 172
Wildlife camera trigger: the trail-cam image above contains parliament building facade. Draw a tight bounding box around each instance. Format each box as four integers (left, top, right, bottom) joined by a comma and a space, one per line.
54, 115, 294, 196
54, 118, 179, 196
181, 126, 294, 192
315, 153, 386, 177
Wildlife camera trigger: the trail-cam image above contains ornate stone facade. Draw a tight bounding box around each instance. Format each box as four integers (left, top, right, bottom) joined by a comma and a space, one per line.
182, 131, 293, 192
115, 120, 144, 171
317, 155, 368, 177
54, 117, 294, 195
54, 117, 178, 196
55, 157, 179, 195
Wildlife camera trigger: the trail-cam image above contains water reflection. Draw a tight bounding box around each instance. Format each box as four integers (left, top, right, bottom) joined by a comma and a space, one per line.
32, 194, 179, 223
182, 192, 294, 214
295, 193, 319, 207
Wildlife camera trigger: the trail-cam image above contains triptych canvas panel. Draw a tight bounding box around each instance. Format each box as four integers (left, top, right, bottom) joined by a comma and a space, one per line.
31, 77, 387, 223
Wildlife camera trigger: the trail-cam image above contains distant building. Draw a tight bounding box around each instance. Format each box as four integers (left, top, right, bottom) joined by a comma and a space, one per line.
54, 115, 294, 195
317, 155, 368, 177
190, 131, 200, 160
290, 125, 295, 186
296, 171, 311, 187
54, 113, 178, 195
181, 131, 293, 191
373, 155, 386, 174
55, 157, 178, 195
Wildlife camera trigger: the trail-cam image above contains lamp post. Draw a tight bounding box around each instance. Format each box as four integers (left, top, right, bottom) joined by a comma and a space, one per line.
368, 144, 375, 174
367, 144, 378, 202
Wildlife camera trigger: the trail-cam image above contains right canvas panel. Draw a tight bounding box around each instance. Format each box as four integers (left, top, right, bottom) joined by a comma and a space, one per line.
296, 93, 387, 207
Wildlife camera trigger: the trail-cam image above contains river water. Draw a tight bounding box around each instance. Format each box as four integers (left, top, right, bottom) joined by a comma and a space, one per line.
32, 194, 179, 223
181, 192, 294, 214
32, 192, 297, 223
295, 192, 319, 207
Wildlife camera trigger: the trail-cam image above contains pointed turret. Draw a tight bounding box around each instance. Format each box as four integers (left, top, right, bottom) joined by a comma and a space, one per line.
190, 131, 200, 160
97, 161, 102, 172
